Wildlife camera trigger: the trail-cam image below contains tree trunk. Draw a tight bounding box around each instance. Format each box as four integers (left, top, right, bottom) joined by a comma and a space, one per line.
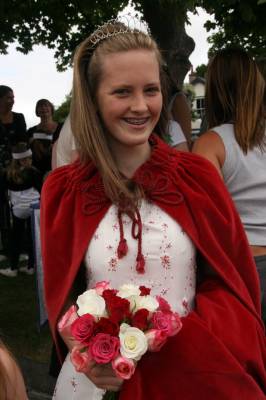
140, 1, 195, 87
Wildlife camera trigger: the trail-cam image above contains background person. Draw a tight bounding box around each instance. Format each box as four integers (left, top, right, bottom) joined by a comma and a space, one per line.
28, 99, 63, 178
0, 85, 27, 258
41, 22, 266, 400
0, 143, 42, 277
193, 47, 266, 323
52, 115, 78, 169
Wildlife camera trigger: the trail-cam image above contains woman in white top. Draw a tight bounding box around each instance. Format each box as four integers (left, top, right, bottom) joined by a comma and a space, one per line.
193, 47, 266, 322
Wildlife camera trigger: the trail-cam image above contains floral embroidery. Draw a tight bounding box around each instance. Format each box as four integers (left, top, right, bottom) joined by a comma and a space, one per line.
160, 255, 171, 269
108, 257, 118, 271
70, 377, 78, 391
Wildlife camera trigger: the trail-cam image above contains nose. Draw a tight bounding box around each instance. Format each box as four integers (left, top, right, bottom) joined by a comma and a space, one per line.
130, 93, 148, 113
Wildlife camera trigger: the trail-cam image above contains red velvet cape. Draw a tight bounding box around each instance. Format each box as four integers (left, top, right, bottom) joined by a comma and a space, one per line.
41, 136, 266, 399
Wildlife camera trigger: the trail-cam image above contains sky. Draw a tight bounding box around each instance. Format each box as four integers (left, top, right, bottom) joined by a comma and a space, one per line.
0, 8, 212, 128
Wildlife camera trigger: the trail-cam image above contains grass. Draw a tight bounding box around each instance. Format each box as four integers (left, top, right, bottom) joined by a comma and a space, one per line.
0, 259, 53, 363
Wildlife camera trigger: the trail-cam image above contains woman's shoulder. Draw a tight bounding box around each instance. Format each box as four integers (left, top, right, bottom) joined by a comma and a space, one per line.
42, 161, 95, 198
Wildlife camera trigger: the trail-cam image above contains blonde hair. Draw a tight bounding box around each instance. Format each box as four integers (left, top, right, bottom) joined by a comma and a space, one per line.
206, 48, 265, 153
70, 22, 168, 208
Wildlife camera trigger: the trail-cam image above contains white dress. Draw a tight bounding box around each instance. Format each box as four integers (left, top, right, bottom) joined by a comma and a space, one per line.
53, 200, 197, 399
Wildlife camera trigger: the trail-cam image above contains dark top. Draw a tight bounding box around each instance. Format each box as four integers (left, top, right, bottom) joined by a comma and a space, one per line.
0, 112, 27, 168
27, 123, 63, 177
27, 122, 63, 143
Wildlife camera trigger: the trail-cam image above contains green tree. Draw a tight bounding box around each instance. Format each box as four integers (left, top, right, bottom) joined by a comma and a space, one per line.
54, 94, 71, 122
201, 0, 266, 58
195, 64, 207, 78
0, 0, 265, 84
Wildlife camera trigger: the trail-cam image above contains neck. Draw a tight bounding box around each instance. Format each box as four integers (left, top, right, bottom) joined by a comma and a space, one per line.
40, 116, 54, 125
0, 109, 12, 118
110, 141, 151, 178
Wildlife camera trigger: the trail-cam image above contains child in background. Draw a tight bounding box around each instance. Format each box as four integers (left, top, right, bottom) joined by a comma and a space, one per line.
0, 143, 42, 277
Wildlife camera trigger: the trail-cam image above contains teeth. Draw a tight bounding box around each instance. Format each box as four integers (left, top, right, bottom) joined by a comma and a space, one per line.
124, 118, 148, 125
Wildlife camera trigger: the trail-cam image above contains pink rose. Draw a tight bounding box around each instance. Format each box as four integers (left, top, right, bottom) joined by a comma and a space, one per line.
156, 296, 171, 313
151, 311, 182, 337
112, 355, 136, 380
89, 333, 120, 364
70, 345, 92, 373
145, 329, 168, 352
94, 281, 110, 295
168, 312, 182, 337
71, 313, 96, 345
57, 305, 78, 337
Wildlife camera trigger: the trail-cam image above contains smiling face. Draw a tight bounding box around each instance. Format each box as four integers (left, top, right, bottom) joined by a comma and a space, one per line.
36, 100, 53, 118
96, 49, 162, 153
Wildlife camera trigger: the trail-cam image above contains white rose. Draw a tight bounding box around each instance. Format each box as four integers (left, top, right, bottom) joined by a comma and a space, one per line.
135, 295, 159, 313
118, 284, 141, 299
76, 289, 106, 317
119, 323, 148, 361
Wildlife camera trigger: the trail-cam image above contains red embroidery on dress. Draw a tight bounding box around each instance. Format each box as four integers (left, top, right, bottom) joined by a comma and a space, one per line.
70, 377, 78, 391
160, 255, 171, 269
108, 257, 118, 271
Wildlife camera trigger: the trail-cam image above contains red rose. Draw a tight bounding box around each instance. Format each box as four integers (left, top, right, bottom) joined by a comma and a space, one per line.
105, 293, 131, 323
71, 313, 95, 344
95, 317, 119, 336
139, 286, 151, 296
102, 289, 118, 301
89, 333, 120, 364
131, 308, 149, 330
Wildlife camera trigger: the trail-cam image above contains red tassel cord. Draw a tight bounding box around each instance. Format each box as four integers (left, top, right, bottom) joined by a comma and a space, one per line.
117, 210, 128, 259
132, 208, 145, 274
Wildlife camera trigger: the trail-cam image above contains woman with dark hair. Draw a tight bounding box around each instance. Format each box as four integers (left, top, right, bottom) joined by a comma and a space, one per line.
193, 47, 266, 323
0, 85, 27, 163
0, 85, 27, 257
41, 22, 266, 399
27, 99, 63, 178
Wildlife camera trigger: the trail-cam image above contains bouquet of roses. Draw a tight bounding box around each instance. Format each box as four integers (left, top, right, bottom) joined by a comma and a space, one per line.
58, 281, 182, 398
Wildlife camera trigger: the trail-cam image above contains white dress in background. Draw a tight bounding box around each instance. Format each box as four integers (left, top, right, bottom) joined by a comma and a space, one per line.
53, 200, 197, 399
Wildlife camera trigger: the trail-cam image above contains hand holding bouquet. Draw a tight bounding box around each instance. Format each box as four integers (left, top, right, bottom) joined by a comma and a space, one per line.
58, 282, 182, 395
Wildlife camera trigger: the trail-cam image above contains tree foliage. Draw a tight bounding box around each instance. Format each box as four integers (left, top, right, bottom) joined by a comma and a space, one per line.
54, 94, 71, 122
0, 0, 265, 75
200, 0, 266, 58
195, 64, 207, 78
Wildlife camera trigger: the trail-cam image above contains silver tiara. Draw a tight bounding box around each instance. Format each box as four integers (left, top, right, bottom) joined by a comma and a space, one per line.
88, 14, 150, 51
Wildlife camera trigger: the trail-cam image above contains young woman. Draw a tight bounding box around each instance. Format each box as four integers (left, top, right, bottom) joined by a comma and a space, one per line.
193, 48, 266, 323
0, 143, 42, 277
0, 340, 28, 400
41, 22, 266, 399
28, 99, 63, 178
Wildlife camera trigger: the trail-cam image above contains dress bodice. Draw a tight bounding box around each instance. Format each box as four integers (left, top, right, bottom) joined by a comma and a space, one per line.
85, 200, 196, 316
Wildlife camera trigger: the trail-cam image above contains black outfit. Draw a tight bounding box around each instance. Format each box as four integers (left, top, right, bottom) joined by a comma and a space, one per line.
3, 166, 42, 271
27, 123, 63, 178
0, 112, 27, 254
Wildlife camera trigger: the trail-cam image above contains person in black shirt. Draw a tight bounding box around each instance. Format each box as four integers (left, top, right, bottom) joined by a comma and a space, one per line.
0, 143, 42, 277
27, 99, 63, 179
0, 85, 27, 257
